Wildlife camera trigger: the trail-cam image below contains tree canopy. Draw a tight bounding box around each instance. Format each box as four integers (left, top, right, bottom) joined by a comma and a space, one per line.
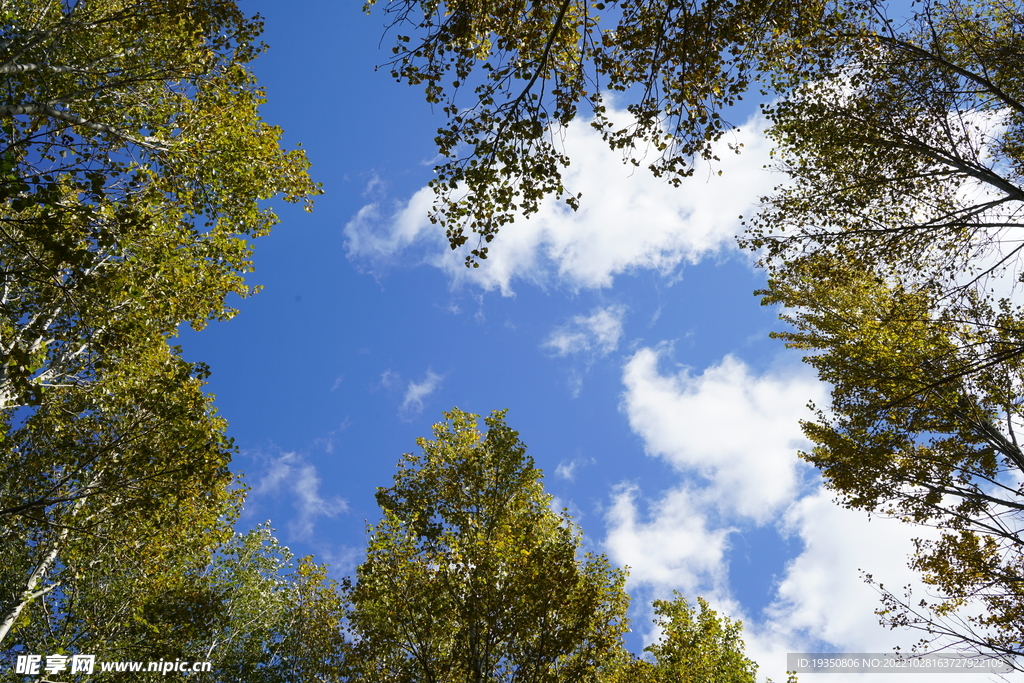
0, 0, 323, 672
364, 0, 873, 263
611, 594, 761, 683
0, 340, 237, 648
345, 408, 631, 683
2, 518, 348, 683
367, 0, 1024, 666
0, 0, 319, 412
743, 0, 1024, 665
343, 408, 766, 683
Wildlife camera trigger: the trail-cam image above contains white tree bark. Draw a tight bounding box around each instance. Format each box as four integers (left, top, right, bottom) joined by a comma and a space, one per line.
0, 527, 66, 646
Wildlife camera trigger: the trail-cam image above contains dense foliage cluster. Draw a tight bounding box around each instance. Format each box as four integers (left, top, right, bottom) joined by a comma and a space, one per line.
343, 408, 763, 683
0, 1, 331, 678
747, 0, 1024, 661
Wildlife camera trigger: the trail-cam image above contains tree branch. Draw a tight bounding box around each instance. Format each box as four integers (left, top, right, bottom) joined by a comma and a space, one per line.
0, 103, 169, 151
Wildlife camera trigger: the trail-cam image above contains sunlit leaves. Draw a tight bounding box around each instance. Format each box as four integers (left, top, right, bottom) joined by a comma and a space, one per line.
345, 408, 630, 683
609, 594, 760, 683
196, 526, 348, 683
0, 0, 321, 413
746, 0, 1024, 664
0, 0, 322, 670
367, 0, 867, 264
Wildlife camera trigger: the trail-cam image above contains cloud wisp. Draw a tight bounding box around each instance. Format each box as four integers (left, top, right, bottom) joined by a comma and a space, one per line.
400, 368, 445, 419
543, 305, 627, 358
251, 451, 349, 542
555, 455, 596, 482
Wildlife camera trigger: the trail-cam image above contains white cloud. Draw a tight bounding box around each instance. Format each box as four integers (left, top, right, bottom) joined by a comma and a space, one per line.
605, 484, 732, 597
555, 460, 578, 481
620, 347, 825, 523
557, 458, 581, 481
345, 108, 776, 294
380, 368, 400, 389
741, 488, 960, 683
344, 184, 435, 262
555, 455, 595, 481
400, 368, 444, 418
607, 348, 991, 683
763, 488, 926, 650
252, 451, 348, 542
543, 305, 627, 357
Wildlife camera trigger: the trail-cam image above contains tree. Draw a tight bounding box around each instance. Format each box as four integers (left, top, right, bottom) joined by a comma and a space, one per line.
0, 0, 322, 670
0, 337, 238, 652
610, 594, 761, 683
364, 0, 875, 264
1, 520, 349, 683
0, 0, 319, 411
185, 524, 348, 683
344, 408, 631, 683
740, 0, 1024, 667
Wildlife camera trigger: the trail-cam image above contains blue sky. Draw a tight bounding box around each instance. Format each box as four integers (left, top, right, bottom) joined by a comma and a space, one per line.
175, 2, 1020, 681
